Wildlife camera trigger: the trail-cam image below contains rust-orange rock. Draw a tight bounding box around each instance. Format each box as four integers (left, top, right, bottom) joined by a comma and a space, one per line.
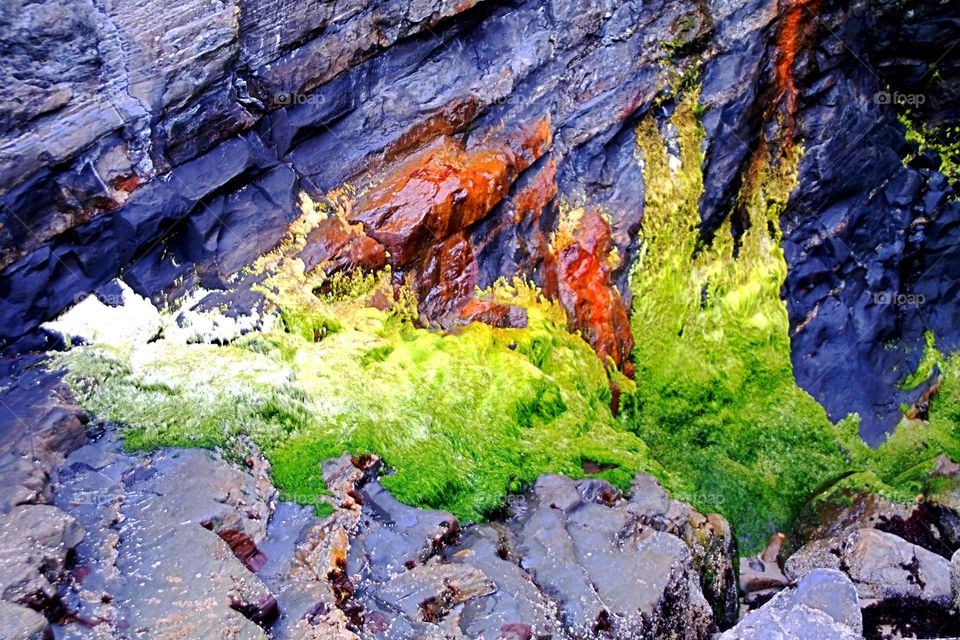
298, 214, 387, 275
453, 297, 528, 329
350, 117, 552, 268
512, 157, 558, 224
415, 231, 479, 321
772, 0, 821, 145
545, 211, 634, 375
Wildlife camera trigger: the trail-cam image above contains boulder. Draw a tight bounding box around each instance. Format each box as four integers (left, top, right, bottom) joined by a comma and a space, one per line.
256, 465, 726, 639
786, 525, 960, 638
720, 569, 862, 640
507, 474, 715, 639
451, 526, 562, 639
790, 486, 955, 562
0, 454, 51, 514
627, 473, 739, 628
843, 528, 952, 608
0, 600, 51, 640
0, 504, 84, 608
926, 455, 960, 548
953, 548, 960, 609
789, 528, 952, 608
375, 561, 496, 623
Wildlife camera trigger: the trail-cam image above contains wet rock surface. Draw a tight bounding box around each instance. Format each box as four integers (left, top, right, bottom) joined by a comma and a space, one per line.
2, 0, 957, 441
0, 505, 84, 610
0, 364, 743, 639
720, 569, 863, 640
264, 458, 730, 639
777, 0, 960, 442
54, 439, 279, 638
0, 600, 51, 640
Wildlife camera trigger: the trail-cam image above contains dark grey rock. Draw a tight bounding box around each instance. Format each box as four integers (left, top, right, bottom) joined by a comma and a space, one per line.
0, 504, 84, 608
720, 569, 862, 640
374, 561, 495, 623
347, 480, 460, 583
627, 474, 739, 629
952, 548, 960, 609
0, 600, 50, 640
453, 526, 562, 639
787, 526, 954, 621
508, 474, 714, 639
843, 528, 952, 608
49, 438, 279, 638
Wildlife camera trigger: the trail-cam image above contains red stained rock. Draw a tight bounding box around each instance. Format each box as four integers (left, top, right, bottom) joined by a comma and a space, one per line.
380, 96, 481, 168
500, 623, 533, 640
329, 115, 554, 329
512, 157, 557, 224
545, 211, 634, 375
298, 214, 387, 275
773, 0, 821, 146
111, 173, 141, 194
218, 529, 269, 573
415, 231, 479, 321
350, 117, 552, 268
297, 112, 635, 378
454, 297, 528, 329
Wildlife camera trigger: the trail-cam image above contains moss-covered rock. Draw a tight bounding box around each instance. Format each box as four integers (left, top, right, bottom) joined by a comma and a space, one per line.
624, 86, 960, 553
57, 211, 658, 523
54, 99, 960, 555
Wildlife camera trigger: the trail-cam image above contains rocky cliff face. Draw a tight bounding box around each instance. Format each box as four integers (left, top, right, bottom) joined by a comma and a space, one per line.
4, 1, 960, 636
2, 0, 957, 443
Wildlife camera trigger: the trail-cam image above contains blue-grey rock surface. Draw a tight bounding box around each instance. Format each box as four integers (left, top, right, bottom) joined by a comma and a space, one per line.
1, 0, 957, 442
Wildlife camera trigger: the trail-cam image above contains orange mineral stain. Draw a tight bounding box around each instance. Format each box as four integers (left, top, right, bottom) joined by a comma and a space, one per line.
772, 0, 821, 146
545, 211, 634, 376
350, 116, 552, 268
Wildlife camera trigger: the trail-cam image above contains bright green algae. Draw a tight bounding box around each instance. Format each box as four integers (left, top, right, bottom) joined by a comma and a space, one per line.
58, 272, 656, 522
899, 111, 960, 186
826, 335, 960, 506
55, 91, 960, 553
622, 88, 960, 552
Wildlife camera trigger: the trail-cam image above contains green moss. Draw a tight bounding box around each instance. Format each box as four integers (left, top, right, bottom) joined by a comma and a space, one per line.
313, 502, 336, 519
898, 330, 940, 390
57, 271, 657, 523
625, 88, 861, 552
625, 86, 960, 552
899, 111, 960, 186
55, 99, 960, 555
